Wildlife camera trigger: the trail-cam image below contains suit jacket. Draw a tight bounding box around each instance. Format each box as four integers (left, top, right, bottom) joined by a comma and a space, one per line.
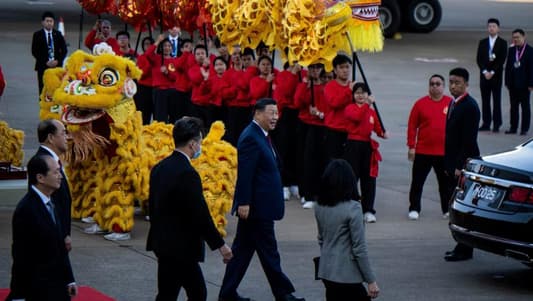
8, 189, 74, 300
31, 28, 67, 71
505, 43, 533, 90
37, 146, 72, 236
476, 36, 507, 82
444, 94, 480, 174
231, 122, 284, 221
314, 200, 376, 284
146, 151, 224, 260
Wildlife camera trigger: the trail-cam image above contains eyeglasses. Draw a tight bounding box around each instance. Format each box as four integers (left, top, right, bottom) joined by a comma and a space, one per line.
429, 82, 442, 87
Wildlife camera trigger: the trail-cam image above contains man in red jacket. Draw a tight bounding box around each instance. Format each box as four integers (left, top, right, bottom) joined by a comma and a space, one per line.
406, 74, 452, 220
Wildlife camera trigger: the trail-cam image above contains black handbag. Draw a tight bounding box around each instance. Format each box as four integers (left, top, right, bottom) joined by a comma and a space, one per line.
313, 256, 320, 280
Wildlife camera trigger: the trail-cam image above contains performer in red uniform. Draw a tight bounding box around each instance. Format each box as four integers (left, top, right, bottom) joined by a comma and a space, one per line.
343, 82, 387, 223
84, 19, 120, 53
210, 56, 237, 125
146, 34, 178, 124
407, 74, 451, 220
188, 44, 213, 127
116, 31, 137, 60
274, 62, 306, 201
135, 37, 155, 125
174, 39, 195, 120
224, 47, 256, 146
249, 56, 276, 105
294, 63, 328, 209
323, 54, 353, 161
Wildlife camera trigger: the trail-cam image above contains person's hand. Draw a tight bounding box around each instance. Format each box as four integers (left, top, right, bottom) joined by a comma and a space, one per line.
484, 72, 493, 80
367, 282, 379, 298
200, 67, 210, 80
368, 95, 376, 104
407, 148, 415, 161
528, 86, 533, 91
266, 73, 275, 82
160, 65, 168, 74
46, 60, 58, 68
67, 284, 78, 297
219, 244, 233, 263
64, 235, 72, 252
155, 34, 165, 45
454, 168, 461, 177
382, 131, 389, 139
238, 205, 250, 220
93, 19, 101, 31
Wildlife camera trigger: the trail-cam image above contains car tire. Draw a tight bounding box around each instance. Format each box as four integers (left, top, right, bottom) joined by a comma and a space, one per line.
405, 0, 442, 33
379, 0, 401, 38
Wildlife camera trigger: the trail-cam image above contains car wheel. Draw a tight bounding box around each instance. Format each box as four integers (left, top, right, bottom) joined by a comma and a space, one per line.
405, 0, 442, 33
379, 0, 401, 38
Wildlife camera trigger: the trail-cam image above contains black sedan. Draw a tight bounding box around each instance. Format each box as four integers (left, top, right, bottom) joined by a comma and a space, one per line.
449, 139, 533, 266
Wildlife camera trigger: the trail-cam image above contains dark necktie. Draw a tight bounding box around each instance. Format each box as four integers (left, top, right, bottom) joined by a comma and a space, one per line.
47, 32, 54, 60
447, 99, 455, 119
46, 200, 56, 224
266, 134, 276, 158
172, 39, 177, 57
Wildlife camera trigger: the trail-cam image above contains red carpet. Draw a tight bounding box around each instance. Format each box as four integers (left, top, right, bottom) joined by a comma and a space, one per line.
0, 286, 115, 300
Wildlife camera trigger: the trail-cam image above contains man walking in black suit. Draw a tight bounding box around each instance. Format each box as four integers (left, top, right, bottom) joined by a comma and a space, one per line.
7, 154, 77, 301
505, 28, 533, 135
31, 11, 67, 96
146, 117, 232, 301
218, 98, 305, 301
443, 68, 480, 262
477, 18, 507, 132
36, 119, 72, 251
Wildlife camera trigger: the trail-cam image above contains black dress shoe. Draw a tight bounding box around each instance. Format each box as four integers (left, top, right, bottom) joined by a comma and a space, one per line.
505, 129, 517, 134
444, 251, 473, 262
520, 131, 528, 135
275, 293, 305, 301
479, 125, 490, 131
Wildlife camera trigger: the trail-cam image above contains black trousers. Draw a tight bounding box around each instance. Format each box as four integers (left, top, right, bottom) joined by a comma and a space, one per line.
153, 88, 180, 124
445, 172, 474, 257
324, 128, 347, 162
480, 76, 502, 129
322, 280, 370, 301
409, 154, 449, 214
155, 254, 207, 301
301, 124, 327, 201
219, 219, 295, 300
225, 106, 252, 146
344, 140, 375, 214
175, 90, 192, 121
134, 84, 153, 125
276, 108, 301, 187
508, 88, 531, 132
191, 104, 211, 129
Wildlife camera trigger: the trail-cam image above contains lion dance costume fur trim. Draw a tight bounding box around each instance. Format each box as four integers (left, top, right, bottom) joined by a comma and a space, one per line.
41, 43, 236, 239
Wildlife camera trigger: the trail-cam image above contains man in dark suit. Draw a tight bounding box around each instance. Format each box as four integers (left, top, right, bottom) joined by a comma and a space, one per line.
31, 11, 67, 96
476, 18, 507, 132
443, 68, 480, 262
7, 154, 77, 301
218, 98, 305, 301
36, 119, 72, 251
146, 117, 232, 301
505, 28, 533, 135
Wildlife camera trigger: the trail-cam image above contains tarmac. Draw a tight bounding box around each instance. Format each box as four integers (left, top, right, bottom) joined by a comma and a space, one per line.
1, 6, 533, 300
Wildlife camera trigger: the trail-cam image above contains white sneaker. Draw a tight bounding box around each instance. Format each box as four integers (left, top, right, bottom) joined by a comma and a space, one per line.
302, 201, 315, 209
442, 212, 449, 219
84, 223, 105, 234
300, 197, 306, 205
408, 211, 419, 220
145, 215, 150, 221
289, 185, 300, 199
283, 187, 290, 201
81, 216, 95, 224
104, 232, 131, 241
364, 212, 377, 223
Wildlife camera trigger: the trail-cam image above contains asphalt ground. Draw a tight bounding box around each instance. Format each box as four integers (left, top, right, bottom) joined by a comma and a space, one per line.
1, 3, 533, 300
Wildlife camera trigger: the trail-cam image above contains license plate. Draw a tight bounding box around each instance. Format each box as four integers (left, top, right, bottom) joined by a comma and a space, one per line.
470, 184, 502, 204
